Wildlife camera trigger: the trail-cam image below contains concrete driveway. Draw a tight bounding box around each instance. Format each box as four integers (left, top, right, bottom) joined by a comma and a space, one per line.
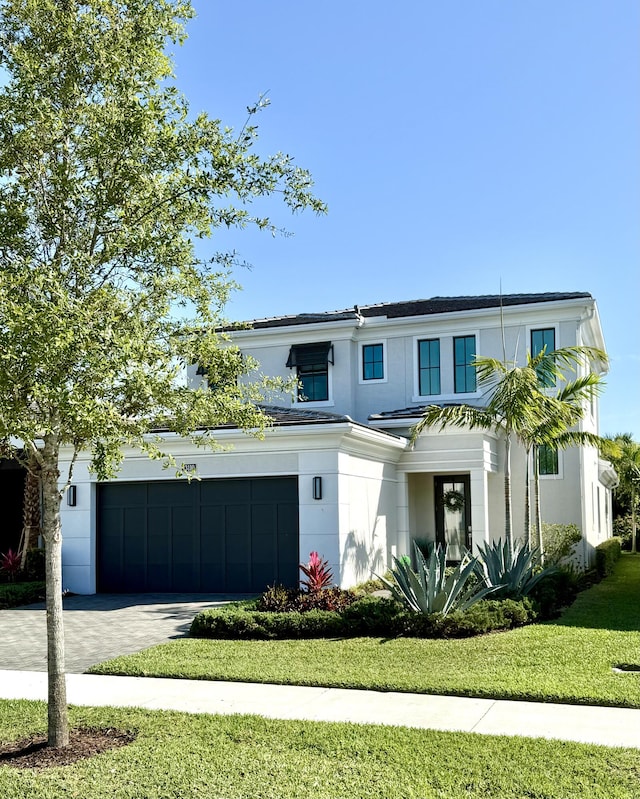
0, 593, 246, 673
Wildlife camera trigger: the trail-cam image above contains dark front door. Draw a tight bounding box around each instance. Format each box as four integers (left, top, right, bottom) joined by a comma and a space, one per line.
434, 475, 471, 560
97, 476, 299, 593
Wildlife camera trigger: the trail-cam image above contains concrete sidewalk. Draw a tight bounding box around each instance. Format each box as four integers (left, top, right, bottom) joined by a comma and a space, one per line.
2, 669, 639, 749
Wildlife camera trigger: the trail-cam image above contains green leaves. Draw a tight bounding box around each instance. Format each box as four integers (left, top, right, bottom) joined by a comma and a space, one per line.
0, 0, 325, 479
474, 539, 557, 598
379, 542, 498, 616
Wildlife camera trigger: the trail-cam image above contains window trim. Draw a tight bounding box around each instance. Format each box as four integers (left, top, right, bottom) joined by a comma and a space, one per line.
412, 331, 482, 402
453, 334, 477, 394
417, 337, 441, 397
288, 342, 334, 406
529, 325, 558, 388
535, 444, 563, 479
358, 340, 387, 384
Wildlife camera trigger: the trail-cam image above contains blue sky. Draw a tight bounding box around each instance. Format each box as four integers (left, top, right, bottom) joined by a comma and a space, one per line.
172, 1, 639, 438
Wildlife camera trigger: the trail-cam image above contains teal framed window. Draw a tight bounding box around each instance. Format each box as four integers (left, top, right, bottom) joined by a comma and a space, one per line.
287, 342, 332, 402
531, 328, 556, 387
418, 339, 440, 395
362, 343, 384, 380
538, 444, 559, 476
454, 335, 476, 393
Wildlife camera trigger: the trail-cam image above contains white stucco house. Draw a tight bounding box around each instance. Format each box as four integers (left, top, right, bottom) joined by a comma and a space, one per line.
58, 291, 616, 594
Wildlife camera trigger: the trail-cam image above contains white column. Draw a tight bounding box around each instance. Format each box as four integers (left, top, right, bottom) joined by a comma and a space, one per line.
469, 467, 490, 555
395, 472, 410, 561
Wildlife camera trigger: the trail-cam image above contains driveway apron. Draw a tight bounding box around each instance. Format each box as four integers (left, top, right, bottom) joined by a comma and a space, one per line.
0, 593, 244, 673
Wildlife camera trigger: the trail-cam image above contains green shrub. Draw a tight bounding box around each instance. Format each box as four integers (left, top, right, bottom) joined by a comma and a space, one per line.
530, 567, 580, 619
190, 608, 345, 640
0, 581, 45, 609
541, 523, 582, 565
400, 598, 536, 639
612, 515, 637, 551
190, 595, 536, 640
340, 596, 404, 635
256, 584, 358, 613
595, 538, 622, 577
24, 548, 45, 581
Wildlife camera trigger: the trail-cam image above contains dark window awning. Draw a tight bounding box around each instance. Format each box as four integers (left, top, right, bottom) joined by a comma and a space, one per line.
286, 342, 333, 368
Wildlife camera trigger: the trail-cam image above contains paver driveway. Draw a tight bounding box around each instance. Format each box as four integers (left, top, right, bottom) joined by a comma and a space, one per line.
0, 593, 245, 673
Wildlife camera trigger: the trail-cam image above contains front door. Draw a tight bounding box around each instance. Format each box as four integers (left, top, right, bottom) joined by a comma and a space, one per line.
434, 475, 471, 560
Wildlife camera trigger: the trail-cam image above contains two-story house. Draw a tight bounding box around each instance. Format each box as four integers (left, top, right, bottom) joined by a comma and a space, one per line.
59, 291, 616, 595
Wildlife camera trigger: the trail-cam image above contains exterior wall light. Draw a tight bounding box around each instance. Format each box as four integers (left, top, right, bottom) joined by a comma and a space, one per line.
312, 476, 322, 500
67, 485, 77, 507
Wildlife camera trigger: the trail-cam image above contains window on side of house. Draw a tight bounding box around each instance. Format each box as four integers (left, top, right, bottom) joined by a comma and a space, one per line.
454, 335, 476, 393
531, 327, 556, 387
286, 342, 332, 402
538, 444, 559, 476
418, 339, 440, 395
362, 343, 384, 380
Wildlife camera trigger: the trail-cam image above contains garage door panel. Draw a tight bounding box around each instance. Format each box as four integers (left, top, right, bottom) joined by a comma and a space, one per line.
98, 477, 299, 592
251, 478, 296, 503
147, 481, 194, 505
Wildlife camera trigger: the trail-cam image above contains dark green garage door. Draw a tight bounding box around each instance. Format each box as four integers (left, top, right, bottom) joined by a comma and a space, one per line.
97, 477, 299, 592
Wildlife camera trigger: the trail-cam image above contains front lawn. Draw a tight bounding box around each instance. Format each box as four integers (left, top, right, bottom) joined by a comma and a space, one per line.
90, 554, 640, 708
1, 700, 640, 798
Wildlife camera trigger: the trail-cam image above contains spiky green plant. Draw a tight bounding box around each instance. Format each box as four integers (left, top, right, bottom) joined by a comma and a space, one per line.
474, 538, 557, 598
379, 542, 498, 616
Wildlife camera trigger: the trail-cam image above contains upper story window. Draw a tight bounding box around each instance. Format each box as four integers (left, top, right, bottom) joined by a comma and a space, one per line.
418, 339, 440, 396
531, 327, 556, 387
362, 343, 384, 380
286, 342, 333, 402
454, 335, 476, 393
538, 444, 559, 476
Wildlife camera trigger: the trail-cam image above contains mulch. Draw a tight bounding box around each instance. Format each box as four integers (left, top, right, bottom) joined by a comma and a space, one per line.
0, 727, 136, 769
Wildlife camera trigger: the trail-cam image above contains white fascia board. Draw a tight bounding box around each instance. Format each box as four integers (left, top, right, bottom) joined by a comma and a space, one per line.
227, 319, 360, 349
356, 298, 595, 338
62, 422, 408, 465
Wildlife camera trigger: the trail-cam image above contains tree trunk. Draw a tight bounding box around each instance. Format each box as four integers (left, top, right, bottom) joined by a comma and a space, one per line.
504, 433, 513, 554
41, 434, 68, 748
632, 486, 637, 554
524, 447, 531, 548
533, 446, 544, 565
19, 459, 42, 569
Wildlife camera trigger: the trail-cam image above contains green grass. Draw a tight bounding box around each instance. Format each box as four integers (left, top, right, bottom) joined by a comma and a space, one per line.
91, 554, 640, 708
2, 700, 640, 798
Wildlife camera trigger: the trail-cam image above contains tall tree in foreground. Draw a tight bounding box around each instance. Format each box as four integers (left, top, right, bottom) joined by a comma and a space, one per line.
0, 0, 325, 748
411, 346, 606, 554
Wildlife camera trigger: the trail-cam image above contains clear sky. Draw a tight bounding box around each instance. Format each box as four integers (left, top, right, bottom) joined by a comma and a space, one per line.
171, 0, 639, 439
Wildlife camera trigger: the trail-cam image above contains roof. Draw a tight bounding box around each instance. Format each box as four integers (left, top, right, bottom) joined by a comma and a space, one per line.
231, 292, 593, 330
368, 404, 464, 423
154, 405, 402, 437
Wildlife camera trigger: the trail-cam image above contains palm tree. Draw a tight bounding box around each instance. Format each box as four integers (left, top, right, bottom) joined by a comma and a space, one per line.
523, 372, 605, 561
412, 345, 607, 555
602, 435, 640, 553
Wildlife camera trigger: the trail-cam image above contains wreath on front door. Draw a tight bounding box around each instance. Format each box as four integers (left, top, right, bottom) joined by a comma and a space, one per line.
442, 489, 465, 512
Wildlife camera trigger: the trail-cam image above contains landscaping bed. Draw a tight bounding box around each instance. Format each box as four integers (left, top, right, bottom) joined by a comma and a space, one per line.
90, 555, 640, 709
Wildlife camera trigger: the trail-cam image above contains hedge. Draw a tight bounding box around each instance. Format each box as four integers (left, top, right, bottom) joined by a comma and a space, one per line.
595, 537, 622, 578
0, 581, 46, 609
189, 596, 537, 641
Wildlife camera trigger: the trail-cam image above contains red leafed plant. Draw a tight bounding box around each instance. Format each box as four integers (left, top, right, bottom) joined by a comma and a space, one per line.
299, 551, 333, 593
0, 549, 22, 582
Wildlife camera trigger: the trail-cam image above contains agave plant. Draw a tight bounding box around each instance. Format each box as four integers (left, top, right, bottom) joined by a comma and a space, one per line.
379, 542, 498, 616
474, 538, 557, 598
